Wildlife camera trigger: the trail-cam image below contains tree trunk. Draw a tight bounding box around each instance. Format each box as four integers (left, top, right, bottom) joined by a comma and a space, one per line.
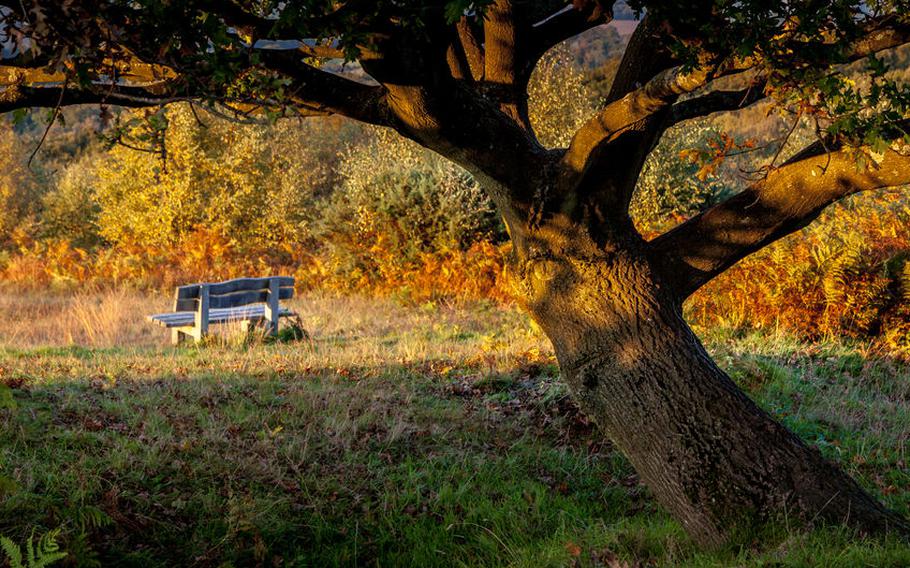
514, 229, 908, 547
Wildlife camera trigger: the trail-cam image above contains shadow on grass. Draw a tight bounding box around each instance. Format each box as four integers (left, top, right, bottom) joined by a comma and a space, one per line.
0, 350, 908, 567
0, 359, 657, 567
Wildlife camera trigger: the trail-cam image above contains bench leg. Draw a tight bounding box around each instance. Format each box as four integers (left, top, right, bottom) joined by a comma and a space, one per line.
171, 329, 187, 346
264, 278, 280, 337
171, 327, 202, 345
240, 320, 254, 337
191, 327, 206, 344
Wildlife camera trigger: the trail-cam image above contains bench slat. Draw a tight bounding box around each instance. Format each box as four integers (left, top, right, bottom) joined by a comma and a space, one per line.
175, 287, 294, 311
151, 308, 272, 324
148, 306, 294, 328
150, 305, 289, 322
152, 308, 257, 321
174, 281, 294, 311
175, 276, 294, 299
208, 276, 294, 295
208, 287, 293, 309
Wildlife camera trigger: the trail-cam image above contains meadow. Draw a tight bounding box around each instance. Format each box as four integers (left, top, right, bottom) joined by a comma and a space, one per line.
1, 11, 908, 567
1, 290, 908, 567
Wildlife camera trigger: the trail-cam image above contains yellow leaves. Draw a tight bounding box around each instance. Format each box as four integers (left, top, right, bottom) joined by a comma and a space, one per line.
0, 122, 42, 243
91, 103, 306, 252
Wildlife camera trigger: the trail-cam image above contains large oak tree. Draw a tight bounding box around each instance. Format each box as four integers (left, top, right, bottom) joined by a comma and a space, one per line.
3, 0, 910, 547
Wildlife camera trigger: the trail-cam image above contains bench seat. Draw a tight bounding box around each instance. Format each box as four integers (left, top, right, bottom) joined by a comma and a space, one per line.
148, 306, 295, 328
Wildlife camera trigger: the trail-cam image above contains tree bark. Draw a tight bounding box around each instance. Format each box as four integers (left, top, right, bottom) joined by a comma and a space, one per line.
513, 221, 908, 547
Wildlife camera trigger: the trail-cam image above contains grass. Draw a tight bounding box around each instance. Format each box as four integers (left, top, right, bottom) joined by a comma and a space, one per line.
0, 291, 909, 566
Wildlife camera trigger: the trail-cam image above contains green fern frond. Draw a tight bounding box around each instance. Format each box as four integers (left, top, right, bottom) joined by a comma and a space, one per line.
822, 240, 866, 305
75, 506, 112, 532
33, 529, 66, 568
0, 530, 66, 568
1, 535, 24, 568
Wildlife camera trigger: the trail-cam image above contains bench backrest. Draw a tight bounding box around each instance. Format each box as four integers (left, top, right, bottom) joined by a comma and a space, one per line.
173, 276, 294, 312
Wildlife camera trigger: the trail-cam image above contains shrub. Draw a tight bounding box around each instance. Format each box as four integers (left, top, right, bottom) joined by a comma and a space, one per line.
312, 128, 502, 292
0, 123, 43, 246
90, 104, 356, 252
528, 45, 601, 148
39, 151, 103, 248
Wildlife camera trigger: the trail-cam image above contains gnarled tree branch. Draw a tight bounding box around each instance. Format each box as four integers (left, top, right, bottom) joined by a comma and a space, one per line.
649, 138, 910, 299
563, 63, 713, 175
253, 50, 389, 125
528, 1, 614, 62
454, 17, 485, 81
483, 0, 532, 126
557, 14, 910, 221
1, 47, 390, 127
665, 79, 769, 128
0, 84, 173, 112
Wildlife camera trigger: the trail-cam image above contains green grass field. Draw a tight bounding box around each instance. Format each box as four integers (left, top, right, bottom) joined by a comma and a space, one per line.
1, 293, 908, 566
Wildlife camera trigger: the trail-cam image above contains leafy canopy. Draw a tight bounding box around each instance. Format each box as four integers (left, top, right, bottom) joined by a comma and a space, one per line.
3, 1, 907, 132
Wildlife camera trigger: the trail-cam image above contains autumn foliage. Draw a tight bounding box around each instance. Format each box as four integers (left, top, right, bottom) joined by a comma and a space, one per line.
690, 191, 910, 350
1, 47, 909, 348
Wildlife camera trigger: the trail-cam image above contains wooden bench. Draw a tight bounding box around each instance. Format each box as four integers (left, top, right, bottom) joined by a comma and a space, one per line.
148, 276, 296, 345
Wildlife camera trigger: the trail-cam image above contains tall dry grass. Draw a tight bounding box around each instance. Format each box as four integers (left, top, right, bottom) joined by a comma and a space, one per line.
0, 290, 548, 369
0, 289, 169, 348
